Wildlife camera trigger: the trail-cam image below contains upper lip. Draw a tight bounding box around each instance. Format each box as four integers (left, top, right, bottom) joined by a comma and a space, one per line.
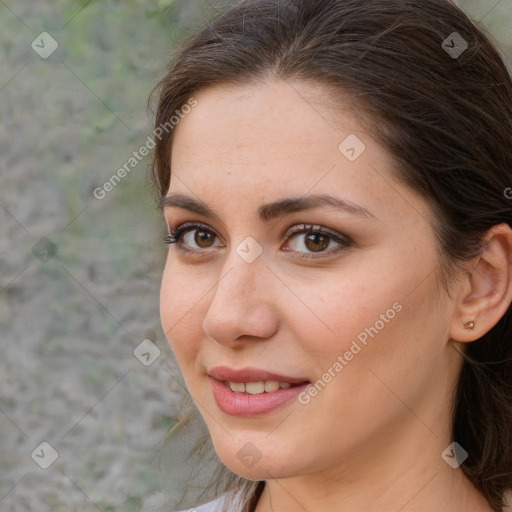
208, 366, 310, 384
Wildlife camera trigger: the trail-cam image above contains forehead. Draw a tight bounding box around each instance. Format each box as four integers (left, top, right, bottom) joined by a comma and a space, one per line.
172, 79, 357, 161
168, 79, 429, 225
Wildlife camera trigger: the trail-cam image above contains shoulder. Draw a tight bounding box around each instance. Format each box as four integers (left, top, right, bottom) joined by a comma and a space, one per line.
182, 487, 512, 512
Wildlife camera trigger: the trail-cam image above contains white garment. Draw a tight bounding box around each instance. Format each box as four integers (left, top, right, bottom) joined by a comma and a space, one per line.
191, 494, 227, 512
175, 492, 240, 512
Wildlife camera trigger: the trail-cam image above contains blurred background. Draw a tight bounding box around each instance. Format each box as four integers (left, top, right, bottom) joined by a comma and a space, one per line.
0, 1, 511, 511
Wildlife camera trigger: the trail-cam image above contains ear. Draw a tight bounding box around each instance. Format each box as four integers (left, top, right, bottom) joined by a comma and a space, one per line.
450, 223, 512, 343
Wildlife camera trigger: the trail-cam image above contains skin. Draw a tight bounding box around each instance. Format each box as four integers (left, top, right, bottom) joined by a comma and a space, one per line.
160, 79, 512, 511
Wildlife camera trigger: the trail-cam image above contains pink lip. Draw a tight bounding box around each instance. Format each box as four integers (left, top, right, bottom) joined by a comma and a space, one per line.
208, 366, 309, 384
207, 366, 310, 417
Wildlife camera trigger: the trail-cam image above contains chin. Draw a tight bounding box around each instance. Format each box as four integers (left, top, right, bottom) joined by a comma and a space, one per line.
210, 432, 299, 480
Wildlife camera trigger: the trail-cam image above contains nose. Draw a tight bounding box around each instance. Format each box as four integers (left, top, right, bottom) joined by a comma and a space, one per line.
202, 251, 280, 348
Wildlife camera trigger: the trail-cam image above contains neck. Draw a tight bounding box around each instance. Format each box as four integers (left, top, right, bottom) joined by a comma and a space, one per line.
252, 419, 493, 512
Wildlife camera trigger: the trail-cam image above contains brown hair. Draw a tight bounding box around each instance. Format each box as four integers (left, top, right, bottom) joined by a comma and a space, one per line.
150, 1, 512, 510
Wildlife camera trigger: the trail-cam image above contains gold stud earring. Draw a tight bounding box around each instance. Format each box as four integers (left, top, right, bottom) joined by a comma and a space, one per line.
464, 320, 476, 330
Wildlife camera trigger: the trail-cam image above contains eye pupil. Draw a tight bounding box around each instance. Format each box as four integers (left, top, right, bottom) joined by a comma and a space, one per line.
195, 230, 214, 248
305, 233, 330, 252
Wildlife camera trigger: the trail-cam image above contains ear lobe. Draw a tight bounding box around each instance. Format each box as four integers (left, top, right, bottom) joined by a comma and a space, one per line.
450, 223, 512, 343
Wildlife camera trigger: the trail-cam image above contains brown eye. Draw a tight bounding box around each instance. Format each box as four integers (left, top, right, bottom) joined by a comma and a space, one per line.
194, 229, 216, 248
303, 232, 331, 253
166, 222, 223, 253
284, 224, 352, 259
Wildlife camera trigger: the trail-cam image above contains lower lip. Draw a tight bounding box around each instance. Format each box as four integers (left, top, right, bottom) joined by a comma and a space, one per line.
209, 377, 309, 417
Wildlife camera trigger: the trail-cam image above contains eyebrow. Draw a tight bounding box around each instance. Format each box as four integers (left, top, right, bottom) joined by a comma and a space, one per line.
159, 192, 377, 222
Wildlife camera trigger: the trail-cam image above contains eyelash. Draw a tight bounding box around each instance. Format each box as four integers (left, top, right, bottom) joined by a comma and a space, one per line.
164, 221, 353, 260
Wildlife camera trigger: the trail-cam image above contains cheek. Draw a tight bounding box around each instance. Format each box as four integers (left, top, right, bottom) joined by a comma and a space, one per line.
306, 264, 448, 422
286, 259, 401, 354
290, 248, 446, 394
160, 260, 205, 370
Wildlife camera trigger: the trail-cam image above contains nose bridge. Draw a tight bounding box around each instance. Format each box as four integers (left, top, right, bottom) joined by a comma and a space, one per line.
216, 232, 270, 301
202, 247, 279, 345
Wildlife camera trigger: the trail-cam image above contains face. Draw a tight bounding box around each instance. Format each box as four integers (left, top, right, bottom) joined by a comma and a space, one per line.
160, 79, 462, 481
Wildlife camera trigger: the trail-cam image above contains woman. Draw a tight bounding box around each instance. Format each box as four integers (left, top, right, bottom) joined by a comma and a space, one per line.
150, 0, 512, 510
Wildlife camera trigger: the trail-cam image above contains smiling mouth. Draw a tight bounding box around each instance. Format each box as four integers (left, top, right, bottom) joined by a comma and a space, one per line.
209, 374, 311, 416
222, 380, 308, 394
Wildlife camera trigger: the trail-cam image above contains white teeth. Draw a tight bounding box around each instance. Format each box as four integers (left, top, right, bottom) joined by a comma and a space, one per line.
229, 381, 246, 393
264, 381, 280, 392
245, 381, 265, 394
226, 380, 296, 394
